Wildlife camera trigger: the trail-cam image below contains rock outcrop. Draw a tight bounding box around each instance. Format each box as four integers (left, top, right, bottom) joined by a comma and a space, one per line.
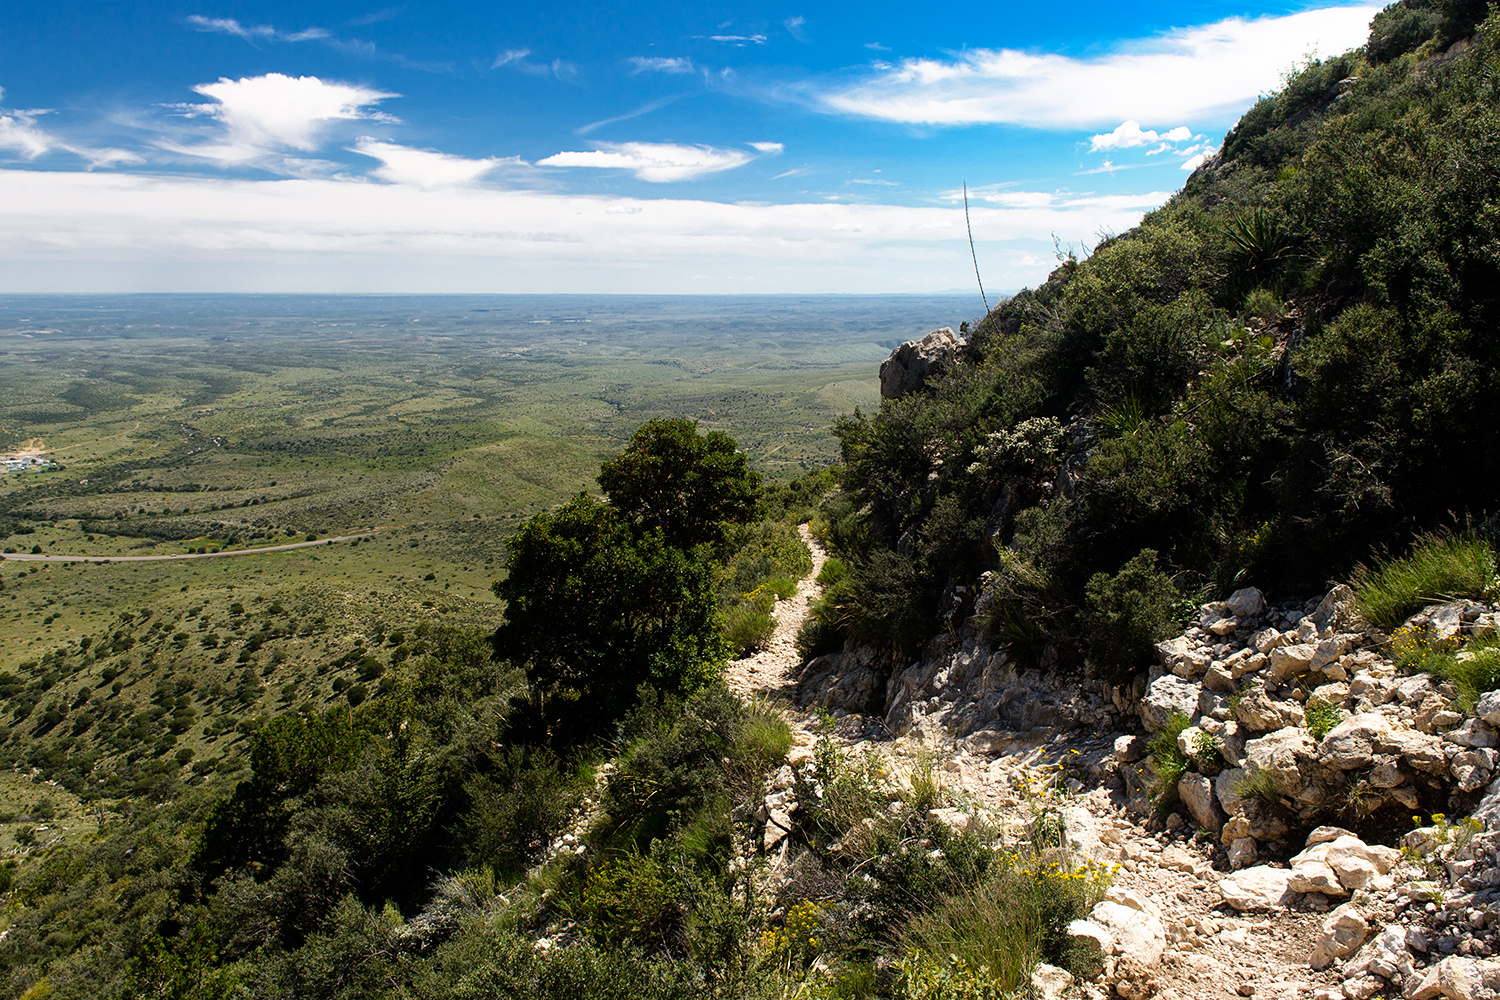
878, 327, 968, 399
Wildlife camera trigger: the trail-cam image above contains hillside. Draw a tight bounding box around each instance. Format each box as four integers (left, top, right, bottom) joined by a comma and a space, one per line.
813, 0, 1500, 680
2, 4, 1500, 1000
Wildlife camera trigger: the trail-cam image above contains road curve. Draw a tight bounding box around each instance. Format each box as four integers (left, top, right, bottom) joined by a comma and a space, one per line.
0, 531, 380, 563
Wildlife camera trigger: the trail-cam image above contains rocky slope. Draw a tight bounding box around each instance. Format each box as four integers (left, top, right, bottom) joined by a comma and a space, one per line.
755, 516, 1500, 1000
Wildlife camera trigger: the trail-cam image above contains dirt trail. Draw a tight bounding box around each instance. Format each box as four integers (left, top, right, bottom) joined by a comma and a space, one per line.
0, 531, 380, 563
725, 523, 829, 704
724, 527, 1320, 1000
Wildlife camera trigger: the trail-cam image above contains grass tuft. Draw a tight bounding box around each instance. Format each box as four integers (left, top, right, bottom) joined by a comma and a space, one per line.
1350, 532, 1497, 630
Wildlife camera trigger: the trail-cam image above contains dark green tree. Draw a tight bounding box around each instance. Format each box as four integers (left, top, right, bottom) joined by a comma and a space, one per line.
491, 494, 727, 731
597, 418, 762, 549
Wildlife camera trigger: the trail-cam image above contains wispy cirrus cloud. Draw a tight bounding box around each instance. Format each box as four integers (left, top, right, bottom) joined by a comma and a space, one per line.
165, 73, 397, 166
575, 94, 688, 136
538, 141, 765, 182
0, 91, 143, 167
785, 16, 809, 42
628, 56, 694, 74
818, 4, 1379, 128
708, 34, 767, 46
186, 15, 330, 44
0, 109, 53, 159
493, 48, 579, 80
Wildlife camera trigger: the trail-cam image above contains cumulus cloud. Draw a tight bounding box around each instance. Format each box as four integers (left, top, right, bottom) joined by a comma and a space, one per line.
169, 73, 397, 164
628, 56, 694, 74
0, 167, 1175, 292
538, 141, 760, 182
186, 15, 329, 44
819, 4, 1380, 128
1090, 121, 1193, 152
353, 139, 520, 188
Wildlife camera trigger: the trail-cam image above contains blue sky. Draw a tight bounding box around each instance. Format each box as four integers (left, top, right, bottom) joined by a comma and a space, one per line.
0, 1, 1379, 293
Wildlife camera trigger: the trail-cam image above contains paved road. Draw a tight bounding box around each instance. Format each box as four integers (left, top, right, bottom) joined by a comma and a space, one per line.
0, 531, 380, 563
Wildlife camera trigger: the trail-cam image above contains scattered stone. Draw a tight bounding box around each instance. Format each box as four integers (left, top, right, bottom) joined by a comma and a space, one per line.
1032, 962, 1076, 1000
1219, 866, 1296, 911
1312, 904, 1371, 970
1227, 587, 1267, 619
1141, 674, 1203, 731
1178, 773, 1224, 834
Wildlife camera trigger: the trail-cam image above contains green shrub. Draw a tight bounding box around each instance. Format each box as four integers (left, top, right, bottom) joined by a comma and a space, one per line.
898, 849, 1115, 992
1351, 533, 1497, 629
816, 557, 848, 587
462, 745, 582, 879
725, 604, 777, 656
797, 581, 851, 661
1304, 699, 1345, 741
1082, 549, 1184, 682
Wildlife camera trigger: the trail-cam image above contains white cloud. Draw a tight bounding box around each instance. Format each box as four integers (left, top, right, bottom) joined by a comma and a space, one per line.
629, 56, 694, 74
865, 42, 890, 52
785, 15, 809, 42
493, 49, 579, 79
352, 139, 519, 188
749, 141, 784, 154
538, 141, 758, 182
0, 111, 53, 159
709, 34, 767, 46
0, 106, 145, 167
186, 15, 329, 44
170, 73, 397, 164
1090, 121, 1193, 152
819, 4, 1380, 128
0, 167, 1174, 292
1181, 152, 1212, 171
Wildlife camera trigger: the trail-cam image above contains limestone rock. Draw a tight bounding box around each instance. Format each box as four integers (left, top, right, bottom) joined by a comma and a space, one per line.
879, 328, 965, 399
1178, 773, 1224, 833
1306, 825, 1359, 847
1218, 866, 1296, 911
1089, 891, 1167, 966
1068, 918, 1113, 968
1270, 643, 1317, 681
1227, 587, 1267, 619
1311, 903, 1369, 970
1216, 767, 1249, 817
1478, 690, 1500, 728
1237, 689, 1305, 731
1319, 713, 1396, 770
1312, 585, 1360, 633
1141, 674, 1201, 732
1406, 956, 1500, 1000
1244, 728, 1317, 796
1031, 962, 1076, 1000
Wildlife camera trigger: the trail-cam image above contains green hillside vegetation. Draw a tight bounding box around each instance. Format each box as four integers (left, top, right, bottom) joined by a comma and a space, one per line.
815, 1, 1500, 681
0, 423, 1113, 1000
